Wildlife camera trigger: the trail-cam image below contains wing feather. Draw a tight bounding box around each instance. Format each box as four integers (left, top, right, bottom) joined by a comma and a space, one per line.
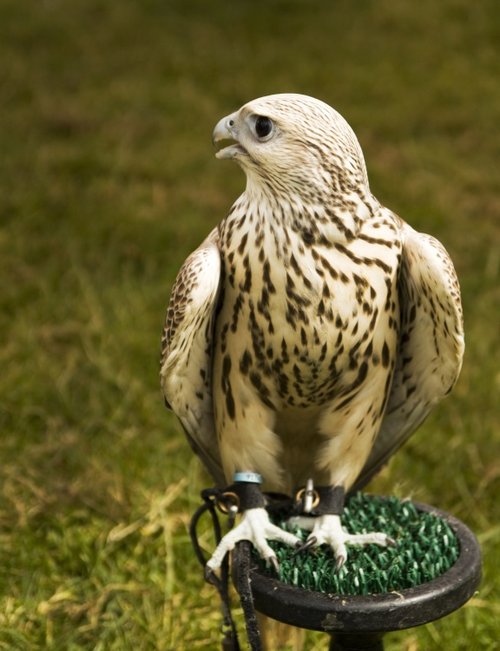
160, 228, 225, 485
353, 221, 464, 490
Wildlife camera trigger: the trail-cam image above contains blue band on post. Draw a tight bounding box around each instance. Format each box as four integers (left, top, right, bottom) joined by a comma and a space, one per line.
233, 471, 263, 484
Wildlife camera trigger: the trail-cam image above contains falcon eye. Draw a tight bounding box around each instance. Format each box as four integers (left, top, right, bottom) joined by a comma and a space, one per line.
254, 115, 273, 139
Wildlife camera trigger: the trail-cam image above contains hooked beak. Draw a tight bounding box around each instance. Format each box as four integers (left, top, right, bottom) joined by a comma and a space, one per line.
212, 112, 246, 160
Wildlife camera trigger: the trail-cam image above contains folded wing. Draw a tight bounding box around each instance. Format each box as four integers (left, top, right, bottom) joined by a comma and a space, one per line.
354, 219, 465, 490
160, 228, 225, 485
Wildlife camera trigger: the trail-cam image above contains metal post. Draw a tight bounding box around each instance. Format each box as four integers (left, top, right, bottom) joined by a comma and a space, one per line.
329, 632, 384, 650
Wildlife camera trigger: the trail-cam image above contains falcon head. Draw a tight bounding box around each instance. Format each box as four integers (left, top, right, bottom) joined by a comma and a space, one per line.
212, 93, 369, 198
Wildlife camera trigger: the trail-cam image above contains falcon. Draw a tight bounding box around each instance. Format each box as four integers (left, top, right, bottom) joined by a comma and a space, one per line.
160, 94, 464, 572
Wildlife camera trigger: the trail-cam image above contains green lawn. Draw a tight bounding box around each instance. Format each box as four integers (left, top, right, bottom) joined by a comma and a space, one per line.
0, 1, 498, 649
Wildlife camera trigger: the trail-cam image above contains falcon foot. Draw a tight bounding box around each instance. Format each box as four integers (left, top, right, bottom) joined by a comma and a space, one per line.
206, 507, 300, 573
289, 513, 396, 569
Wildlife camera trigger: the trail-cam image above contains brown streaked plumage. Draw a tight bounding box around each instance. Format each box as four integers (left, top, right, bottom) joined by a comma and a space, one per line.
160, 94, 464, 570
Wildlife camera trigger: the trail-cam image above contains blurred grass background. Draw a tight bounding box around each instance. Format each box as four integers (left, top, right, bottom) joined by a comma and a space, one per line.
0, 0, 498, 649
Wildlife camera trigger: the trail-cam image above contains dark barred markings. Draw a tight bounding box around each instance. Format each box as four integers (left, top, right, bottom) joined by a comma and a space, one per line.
239, 349, 252, 375
230, 294, 244, 333
335, 392, 357, 411
347, 360, 369, 393
303, 229, 314, 245
384, 276, 393, 311
297, 307, 310, 325
325, 212, 356, 242
161, 252, 203, 359
258, 286, 270, 311
257, 287, 275, 335
329, 344, 344, 372
352, 272, 368, 289
290, 253, 301, 275
286, 285, 311, 307
249, 371, 276, 410
248, 300, 275, 374
358, 233, 395, 247
221, 354, 236, 420
293, 381, 304, 398
381, 340, 390, 368
241, 254, 252, 292
330, 360, 371, 412
262, 259, 276, 293
311, 249, 338, 279
237, 232, 248, 254
226, 263, 236, 288
276, 369, 289, 397
379, 370, 394, 417
220, 322, 229, 353
286, 302, 297, 327
348, 338, 363, 370
334, 242, 393, 274
281, 337, 290, 363
368, 307, 379, 331
292, 363, 303, 384
288, 252, 313, 290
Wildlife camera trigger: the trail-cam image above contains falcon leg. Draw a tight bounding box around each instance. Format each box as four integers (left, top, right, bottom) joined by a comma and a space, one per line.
206, 473, 300, 574
289, 486, 395, 568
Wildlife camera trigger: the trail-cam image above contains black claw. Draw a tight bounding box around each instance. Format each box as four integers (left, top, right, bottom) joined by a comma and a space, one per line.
268, 555, 280, 574
293, 536, 317, 556
335, 555, 346, 571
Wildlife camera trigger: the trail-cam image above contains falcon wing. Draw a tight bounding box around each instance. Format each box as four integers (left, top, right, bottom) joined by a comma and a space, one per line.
160, 227, 225, 485
353, 220, 464, 491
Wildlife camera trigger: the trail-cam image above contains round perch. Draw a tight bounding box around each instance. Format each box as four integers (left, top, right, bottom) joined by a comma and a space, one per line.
232, 499, 481, 650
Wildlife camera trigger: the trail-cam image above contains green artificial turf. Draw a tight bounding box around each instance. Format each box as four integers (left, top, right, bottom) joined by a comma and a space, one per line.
256, 494, 460, 595
1, 0, 499, 649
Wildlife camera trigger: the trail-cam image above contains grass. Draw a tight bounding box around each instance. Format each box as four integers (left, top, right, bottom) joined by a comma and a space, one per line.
0, 0, 498, 649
